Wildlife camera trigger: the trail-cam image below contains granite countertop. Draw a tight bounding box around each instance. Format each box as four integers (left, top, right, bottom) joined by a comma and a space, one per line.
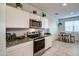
6, 37, 33, 48
44, 34, 52, 37
6, 35, 51, 48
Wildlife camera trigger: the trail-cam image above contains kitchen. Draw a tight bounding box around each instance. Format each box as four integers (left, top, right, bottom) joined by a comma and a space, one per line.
5, 3, 53, 56
0, 3, 79, 56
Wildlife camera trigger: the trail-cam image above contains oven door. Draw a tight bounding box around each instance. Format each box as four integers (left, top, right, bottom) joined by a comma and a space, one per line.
34, 38, 45, 53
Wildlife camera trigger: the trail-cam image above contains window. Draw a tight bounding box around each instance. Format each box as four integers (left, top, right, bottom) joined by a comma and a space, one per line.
74, 21, 79, 32
65, 20, 79, 32
65, 21, 73, 32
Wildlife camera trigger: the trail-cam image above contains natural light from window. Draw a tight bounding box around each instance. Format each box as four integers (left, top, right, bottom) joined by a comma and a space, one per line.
65, 21, 79, 32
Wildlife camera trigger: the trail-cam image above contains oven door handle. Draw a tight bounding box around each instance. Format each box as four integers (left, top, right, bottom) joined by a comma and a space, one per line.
34, 39, 44, 42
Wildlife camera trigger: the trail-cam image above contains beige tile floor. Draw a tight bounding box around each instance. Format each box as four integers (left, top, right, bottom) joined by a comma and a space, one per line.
42, 40, 79, 56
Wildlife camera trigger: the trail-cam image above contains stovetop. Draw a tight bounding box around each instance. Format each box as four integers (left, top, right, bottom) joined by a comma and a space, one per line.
27, 35, 45, 40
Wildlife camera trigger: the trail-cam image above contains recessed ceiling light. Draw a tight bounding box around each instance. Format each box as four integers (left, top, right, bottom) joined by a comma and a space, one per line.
62, 3, 67, 6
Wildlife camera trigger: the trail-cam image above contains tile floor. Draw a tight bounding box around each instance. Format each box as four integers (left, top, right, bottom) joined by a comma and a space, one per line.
42, 40, 79, 56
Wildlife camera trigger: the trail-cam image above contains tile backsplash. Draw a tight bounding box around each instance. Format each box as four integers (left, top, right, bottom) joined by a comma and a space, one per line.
6, 28, 50, 37
6, 28, 41, 36
6, 28, 28, 36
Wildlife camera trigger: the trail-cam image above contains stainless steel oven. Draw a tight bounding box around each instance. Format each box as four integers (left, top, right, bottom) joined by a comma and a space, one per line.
27, 31, 45, 56
34, 37, 45, 56
29, 19, 42, 28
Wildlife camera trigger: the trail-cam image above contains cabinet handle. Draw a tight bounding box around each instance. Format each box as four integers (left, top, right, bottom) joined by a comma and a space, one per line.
34, 39, 44, 42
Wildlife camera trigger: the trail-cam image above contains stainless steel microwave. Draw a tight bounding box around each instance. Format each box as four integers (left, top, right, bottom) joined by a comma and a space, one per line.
29, 19, 42, 28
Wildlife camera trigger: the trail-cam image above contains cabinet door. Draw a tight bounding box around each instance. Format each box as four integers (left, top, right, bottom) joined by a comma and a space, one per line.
6, 45, 24, 56
44, 18, 49, 28
41, 17, 49, 28
24, 12, 29, 28
7, 48, 23, 56
23, 44, 33, 56
41, 17, 45, 28
6, 6, 29, 28
45, 36, 52, 49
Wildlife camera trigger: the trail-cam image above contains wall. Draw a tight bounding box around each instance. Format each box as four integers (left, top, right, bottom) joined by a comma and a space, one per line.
0, 3, 6, 56
47, 15, 58, 41
6, 28, 40, 37
6, 3, 42, 16
6, 28, 28, 36
58, 16, 79, 41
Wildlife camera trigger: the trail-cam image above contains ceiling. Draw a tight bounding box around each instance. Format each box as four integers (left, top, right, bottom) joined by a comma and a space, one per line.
30, 3, 79, 19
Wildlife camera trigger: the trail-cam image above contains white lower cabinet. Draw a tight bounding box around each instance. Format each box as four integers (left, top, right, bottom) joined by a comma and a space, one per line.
7, 48, 23, 56
6, 45, 23, 56
6, 41, 33, 56
23, 44, 33, 56
45, 36, 52, 49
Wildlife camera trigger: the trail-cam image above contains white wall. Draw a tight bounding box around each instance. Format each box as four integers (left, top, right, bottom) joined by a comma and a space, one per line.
6, 29, 28, 36
7, 3, 42, 16
0, 3, 6, 56
22, 4, 42, 16
47, 15, 58, 40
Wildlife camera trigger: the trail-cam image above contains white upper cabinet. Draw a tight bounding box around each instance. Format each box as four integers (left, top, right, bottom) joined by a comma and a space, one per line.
6, 6, 49, 28
29, 13, 40, 21
6, 6, 29, 28
41, 17, 49, 28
